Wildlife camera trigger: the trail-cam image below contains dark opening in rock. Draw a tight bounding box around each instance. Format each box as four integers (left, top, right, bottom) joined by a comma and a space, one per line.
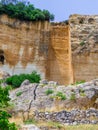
79, 18, 84, 24
0, 50, 5, 64
88, 18, 95, 24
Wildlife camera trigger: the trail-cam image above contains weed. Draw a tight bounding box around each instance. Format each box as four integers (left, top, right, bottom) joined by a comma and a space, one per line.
75, 80, 85, 85
45, 89, 54, 95
70, 93, 76, 101
56, 91, 67, 100
79, 89, 86, 97
16, 91, 23, 97
24, 119, 37, 125
80, 41, 85, 46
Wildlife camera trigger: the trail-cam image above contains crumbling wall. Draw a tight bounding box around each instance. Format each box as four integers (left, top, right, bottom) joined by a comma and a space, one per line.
70, 14, 98, 82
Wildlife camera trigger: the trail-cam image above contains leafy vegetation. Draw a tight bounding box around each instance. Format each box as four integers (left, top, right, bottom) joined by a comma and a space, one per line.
24, 119, 37, 125
79, 89, 86, 97
80, 41, 85, 46
56, 91, 67, 100
16, 91, 23, 96
0, 0, 54, 21
45, 89, 54, 95
6, 71, 41, 88
0, 86, 17, 130
0, 86, 10, 107
71, 80, 85, 85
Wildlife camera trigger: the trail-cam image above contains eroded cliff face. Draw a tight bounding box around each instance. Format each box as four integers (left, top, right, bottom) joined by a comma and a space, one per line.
70, 14, 98, 82
0, 15, 73, 85
48, 24, 73, 84
0, 15, 50, 78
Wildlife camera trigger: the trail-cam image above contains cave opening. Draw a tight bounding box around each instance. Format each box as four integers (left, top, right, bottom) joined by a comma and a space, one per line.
0, 50, 5, 64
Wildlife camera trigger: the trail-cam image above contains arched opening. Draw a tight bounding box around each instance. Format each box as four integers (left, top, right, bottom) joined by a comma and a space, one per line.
88, 18, 95, 24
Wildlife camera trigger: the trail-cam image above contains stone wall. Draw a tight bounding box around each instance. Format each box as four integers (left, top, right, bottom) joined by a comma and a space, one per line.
70, 14, 98, 82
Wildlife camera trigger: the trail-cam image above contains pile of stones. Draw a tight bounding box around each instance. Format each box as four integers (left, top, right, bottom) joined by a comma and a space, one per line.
34, 108, 98, 125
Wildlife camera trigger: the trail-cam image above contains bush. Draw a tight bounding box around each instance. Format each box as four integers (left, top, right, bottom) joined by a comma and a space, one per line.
0, 86, 17, 130
45, 89, 54, 95
0, 0, 54, 21
0, 86, 10, 107
56, 92, 67, 100
6, 71, 41, 88
0, 111, 17, 130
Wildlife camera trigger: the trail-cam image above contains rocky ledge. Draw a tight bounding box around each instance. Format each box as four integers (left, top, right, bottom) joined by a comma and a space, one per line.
8, 79, 98, 125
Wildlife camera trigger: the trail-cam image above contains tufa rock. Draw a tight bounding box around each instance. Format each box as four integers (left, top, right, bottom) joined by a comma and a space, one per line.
20, 80, 30, 87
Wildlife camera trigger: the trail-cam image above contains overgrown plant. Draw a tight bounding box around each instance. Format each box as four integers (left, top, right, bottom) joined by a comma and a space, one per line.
79, 89, 86, 97
56, 91, 67, 100
45, 89, 54, 95
6, 71, 41, 88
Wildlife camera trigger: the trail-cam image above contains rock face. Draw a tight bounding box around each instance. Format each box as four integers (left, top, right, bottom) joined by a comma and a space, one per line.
69, 14, 98, 82
0, 69, 10, 79
0, 15, 50, 80
0, 15, 73, 85
10, 79, 98, 111
9, 79, 98, 125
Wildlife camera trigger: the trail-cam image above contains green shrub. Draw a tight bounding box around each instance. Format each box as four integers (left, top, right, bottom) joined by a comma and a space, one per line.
75, 80, 85, 85
0, 86, 10, 107
6, 71, 41, 88
0, 111, 17, 130
80, 41, 85, 46
56, 92, 67, 100
45, 89, 54, 95
0, 86, 17, 130
79, 89, 86, 97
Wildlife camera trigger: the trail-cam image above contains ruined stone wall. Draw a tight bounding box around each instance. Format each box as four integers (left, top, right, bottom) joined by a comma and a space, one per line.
70, 14, 98, 82
0, 15, 50, 78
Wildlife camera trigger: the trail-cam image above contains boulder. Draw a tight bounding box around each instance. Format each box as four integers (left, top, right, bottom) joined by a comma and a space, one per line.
20, 80, 30, 87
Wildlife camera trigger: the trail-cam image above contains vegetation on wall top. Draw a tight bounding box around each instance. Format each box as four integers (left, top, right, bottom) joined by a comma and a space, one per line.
0, 0, 54, 21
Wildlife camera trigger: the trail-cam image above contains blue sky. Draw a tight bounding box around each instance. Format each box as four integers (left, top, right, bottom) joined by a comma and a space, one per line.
29, 0, 98, 21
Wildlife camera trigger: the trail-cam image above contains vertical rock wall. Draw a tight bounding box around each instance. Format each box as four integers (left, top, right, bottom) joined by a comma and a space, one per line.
47, 24, 73, 84
70, 14, 98, 82
0, 15, 50, 78
0, 15, 73, 84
